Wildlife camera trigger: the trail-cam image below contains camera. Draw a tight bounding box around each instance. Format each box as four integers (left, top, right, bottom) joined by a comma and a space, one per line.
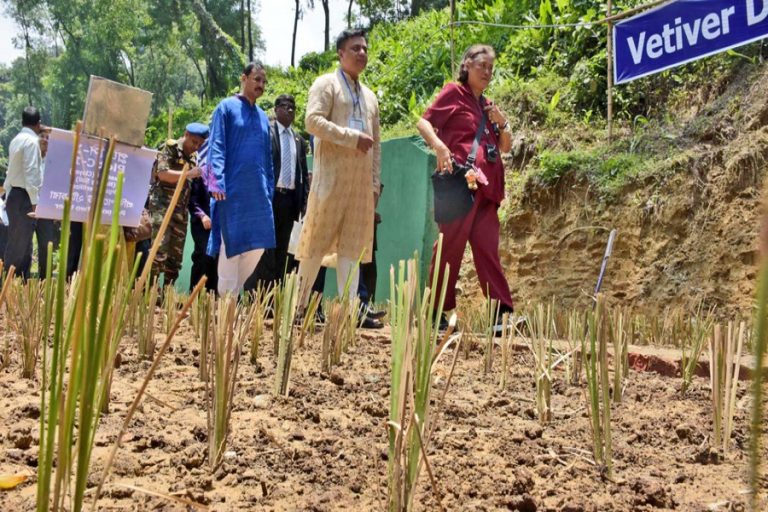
485, 143, 498, 163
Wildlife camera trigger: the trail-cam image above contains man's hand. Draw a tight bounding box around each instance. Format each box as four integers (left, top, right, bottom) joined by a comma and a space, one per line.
187, 167, 202, 179
212, 192, 226, 201
202, 215, 212, 230
356, 133, 374, 154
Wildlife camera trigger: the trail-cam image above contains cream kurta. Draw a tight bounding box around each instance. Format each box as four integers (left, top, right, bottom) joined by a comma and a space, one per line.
297, 69, 381, 263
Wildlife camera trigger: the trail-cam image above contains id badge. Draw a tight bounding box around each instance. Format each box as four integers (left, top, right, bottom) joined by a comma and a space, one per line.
348, 117, 364, 131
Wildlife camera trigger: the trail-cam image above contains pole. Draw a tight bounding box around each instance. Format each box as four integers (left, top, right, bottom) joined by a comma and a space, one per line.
594, 229, 617, 299
450, 0, 456, 78
606, 0, 614, 143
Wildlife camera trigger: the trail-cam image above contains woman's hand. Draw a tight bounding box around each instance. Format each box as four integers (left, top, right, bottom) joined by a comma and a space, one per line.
484, 102, 507, 128
436, 143, 453, 174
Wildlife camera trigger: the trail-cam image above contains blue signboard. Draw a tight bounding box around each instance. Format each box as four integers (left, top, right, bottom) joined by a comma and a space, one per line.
614, 0, 768, 84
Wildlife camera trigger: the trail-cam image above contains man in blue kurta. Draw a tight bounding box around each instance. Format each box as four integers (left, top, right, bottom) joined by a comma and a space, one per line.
206, 61, 275, 295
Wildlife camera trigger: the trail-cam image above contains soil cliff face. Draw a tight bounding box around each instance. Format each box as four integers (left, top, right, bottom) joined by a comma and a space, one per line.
465, 65, 768, 317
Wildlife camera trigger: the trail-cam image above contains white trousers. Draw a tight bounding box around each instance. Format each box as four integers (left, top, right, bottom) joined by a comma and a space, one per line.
297, 255, 359, 308
217, 235, 264, 296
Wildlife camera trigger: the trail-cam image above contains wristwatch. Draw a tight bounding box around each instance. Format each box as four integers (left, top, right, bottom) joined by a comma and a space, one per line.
501, 120, 510, 132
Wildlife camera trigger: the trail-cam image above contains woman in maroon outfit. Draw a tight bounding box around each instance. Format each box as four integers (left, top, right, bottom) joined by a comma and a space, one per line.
416, 44, 514, 330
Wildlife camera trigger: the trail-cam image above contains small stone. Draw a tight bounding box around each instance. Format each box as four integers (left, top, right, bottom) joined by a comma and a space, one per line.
253, 394, 271, 409
329, 372, 345, 386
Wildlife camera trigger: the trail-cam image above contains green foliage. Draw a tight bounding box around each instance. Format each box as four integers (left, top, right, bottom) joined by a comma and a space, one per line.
531, 145, 648, 198
365, 9, 452, 126
298, 50, 337, 73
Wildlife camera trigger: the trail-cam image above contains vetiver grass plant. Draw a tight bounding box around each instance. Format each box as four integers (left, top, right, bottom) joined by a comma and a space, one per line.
708, 322, 745, 455
191, 289, 213, 380
162, 283, 177, 335
35, 125, 201, 511
7, 275, 54, 379
566, 308, 586, 386
482, 297, 499, 375
320, 266, 361, 374
206, 294, 251, 470
0, 263, 15, 370
750, 251, 768, 511
388, 243, 449, 512
274, 272, 299, 396
137, 276, 160, 359
609, 308, 628, 404
298, 290, 321, 349
249, 285, 274, 364
37, 133, 127, 511
680, 304, 715, 395
526, 302, 555, 425
584, 296, 613, 479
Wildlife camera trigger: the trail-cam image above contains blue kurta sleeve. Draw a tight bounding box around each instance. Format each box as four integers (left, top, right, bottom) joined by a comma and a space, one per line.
208, 104, 227, 195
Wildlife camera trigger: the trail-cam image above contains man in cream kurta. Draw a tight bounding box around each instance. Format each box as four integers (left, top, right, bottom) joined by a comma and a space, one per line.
296, 29, 381, 308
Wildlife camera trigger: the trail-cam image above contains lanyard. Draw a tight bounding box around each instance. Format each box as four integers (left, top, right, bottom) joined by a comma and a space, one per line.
339, 69, 363, 119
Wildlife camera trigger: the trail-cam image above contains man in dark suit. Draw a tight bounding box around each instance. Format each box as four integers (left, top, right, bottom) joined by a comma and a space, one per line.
246, 94, 309, 290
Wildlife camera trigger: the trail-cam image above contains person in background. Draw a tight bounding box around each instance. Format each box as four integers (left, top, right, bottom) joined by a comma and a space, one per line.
188, 139, 218, 292
416, 44, 515, 333
247, 94, 309, 290
148, 122, 208, 286
206, 61, 275, 295
295, 28, 381, 315
35, 127, 59, 279
3, 106, 44, 279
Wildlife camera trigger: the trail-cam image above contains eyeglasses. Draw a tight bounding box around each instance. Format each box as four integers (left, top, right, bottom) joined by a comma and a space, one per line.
276, 104, 295, 111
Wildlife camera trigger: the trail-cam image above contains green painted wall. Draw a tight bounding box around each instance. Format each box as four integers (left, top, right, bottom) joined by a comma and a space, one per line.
322, 136, 438, 303
175, 136, 438, 301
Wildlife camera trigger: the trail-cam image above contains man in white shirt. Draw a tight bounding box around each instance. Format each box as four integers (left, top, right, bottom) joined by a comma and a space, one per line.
3, 106, 44, 279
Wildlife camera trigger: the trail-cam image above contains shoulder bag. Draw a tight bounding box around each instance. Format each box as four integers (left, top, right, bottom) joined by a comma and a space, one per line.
431, 108, 487, 224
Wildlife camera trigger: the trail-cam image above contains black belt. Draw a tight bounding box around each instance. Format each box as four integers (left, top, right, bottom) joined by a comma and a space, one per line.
275, 187, 294, 195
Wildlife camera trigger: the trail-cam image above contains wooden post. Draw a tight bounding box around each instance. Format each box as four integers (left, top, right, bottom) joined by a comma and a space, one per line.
606, 0, 614, 143
450, 0, 456, 78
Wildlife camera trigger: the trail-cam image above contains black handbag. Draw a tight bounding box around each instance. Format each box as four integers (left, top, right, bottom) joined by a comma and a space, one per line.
431, 109, 487, 224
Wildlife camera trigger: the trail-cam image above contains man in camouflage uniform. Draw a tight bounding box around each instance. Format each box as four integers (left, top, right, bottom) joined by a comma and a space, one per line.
148, 122, 208, 284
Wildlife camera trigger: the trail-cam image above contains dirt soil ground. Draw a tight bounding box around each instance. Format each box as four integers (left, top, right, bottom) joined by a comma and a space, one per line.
1, 313, 766, 512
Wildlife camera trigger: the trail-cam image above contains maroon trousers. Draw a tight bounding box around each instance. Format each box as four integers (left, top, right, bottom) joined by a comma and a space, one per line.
429, 194, 514, 312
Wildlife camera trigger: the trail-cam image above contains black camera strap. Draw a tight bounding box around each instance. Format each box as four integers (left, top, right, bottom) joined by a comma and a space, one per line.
466, 99, 487, 166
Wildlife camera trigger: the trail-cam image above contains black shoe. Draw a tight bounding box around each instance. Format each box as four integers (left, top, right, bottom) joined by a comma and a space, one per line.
360, 315, 384, 329
366, 309, 386, 320
435, 313, 449, 332
315, 308, 326, 324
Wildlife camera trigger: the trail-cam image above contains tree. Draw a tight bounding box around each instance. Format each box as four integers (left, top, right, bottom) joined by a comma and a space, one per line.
321, 0, 330, 51
291, 0, 301, 67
